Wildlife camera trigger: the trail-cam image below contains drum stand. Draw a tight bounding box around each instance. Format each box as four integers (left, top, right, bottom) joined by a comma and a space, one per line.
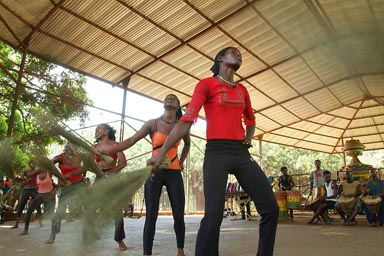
230, 193, 257, 221
224, 193, 235, 217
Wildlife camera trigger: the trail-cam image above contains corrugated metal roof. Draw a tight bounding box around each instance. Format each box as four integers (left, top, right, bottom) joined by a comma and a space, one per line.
0, 0, 383, 154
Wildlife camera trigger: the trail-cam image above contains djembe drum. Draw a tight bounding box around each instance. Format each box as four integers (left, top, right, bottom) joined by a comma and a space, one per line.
362, 196, 382, 214
338, 197, 356, 214
274, 191, 288, 221
286, 190, 301, 210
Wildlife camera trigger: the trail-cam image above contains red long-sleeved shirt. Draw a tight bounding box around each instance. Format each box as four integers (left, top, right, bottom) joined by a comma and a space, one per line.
180, 77, 255, 140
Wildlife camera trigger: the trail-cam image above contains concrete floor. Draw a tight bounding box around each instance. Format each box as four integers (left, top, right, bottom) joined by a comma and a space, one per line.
1, 213, 383, 256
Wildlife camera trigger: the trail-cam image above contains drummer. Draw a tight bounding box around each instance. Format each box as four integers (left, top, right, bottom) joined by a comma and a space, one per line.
334, 170, 361, 225
278, 166, 295, 220
361, 169, 384, 227
307, 171, 337, 225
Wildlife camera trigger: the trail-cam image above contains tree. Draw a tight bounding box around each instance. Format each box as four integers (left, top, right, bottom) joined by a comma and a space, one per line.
253, 141, 343, 177
0, 42, 92, 175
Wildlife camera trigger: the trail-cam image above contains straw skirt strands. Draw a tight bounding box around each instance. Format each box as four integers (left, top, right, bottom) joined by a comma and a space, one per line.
33, 149, 70, 186
34, 111, 113, 164
89, 166, 152, 217
49, 125, 114, 165
77, 149, 105, 177
84, 158, 170, 220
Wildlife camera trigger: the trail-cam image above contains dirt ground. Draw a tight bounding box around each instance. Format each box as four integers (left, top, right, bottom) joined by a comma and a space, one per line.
0, 212, 383, 255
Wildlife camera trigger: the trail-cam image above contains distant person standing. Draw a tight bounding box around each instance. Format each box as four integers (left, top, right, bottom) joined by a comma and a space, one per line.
309, 160, 327, 198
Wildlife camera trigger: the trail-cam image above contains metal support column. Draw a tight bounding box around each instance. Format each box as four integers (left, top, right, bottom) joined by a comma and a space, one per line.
119, 77, 130, 142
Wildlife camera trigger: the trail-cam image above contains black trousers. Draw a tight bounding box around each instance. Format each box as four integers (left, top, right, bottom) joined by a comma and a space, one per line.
51, 182, 84, 235
143, 169, 185, 255
24, 191, 55, 231
16, 187, 41, 218
195, 140, 279, 256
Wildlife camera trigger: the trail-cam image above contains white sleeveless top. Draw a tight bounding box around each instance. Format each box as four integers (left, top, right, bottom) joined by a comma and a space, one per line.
325, 181, 338, 202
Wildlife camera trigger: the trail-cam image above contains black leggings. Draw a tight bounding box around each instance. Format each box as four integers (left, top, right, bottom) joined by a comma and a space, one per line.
143, 169, 185, 255
51, 182, 84, 235
24, 191, 55, 231
16, 187, 41, 218
195, 140, 279, 256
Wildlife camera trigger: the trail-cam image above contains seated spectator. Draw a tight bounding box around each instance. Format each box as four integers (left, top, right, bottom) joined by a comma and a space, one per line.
307, 171, 337, 224
0, 180, 13, 224
334, 170, 361, 225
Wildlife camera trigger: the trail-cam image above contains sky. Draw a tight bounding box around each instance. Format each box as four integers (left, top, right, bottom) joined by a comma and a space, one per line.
67, 77, 206, 138
48, 78, 162, 156
81, 78, 163, 127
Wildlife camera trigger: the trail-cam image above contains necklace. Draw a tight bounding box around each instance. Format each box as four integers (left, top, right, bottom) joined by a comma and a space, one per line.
216, 75, 235, 87
161, 115, 176, 124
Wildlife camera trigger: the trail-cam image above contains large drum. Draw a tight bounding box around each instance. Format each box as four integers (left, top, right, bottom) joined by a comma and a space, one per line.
363, 196, 382, 214
274, 191, 287, 221
286, 190, 300, 209
338, 197, 356, 214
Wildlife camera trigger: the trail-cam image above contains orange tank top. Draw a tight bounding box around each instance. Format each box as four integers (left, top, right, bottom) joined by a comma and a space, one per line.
151, 131, 181, 170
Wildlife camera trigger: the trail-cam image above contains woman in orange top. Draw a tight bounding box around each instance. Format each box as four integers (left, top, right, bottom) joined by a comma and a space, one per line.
101, 94, 190, 256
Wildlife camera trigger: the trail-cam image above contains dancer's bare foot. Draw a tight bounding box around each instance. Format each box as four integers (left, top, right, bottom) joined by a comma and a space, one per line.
177, 248, 185, 256
19, 230, 29, 236
10, 225, 18, 229
117, 240, 128, 251
45, 233, 56, 244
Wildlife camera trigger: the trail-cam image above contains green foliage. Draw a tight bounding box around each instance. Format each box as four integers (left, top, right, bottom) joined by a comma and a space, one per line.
0, 42, 92, 175
251, 142, 384, 179
252, 141, 343, 177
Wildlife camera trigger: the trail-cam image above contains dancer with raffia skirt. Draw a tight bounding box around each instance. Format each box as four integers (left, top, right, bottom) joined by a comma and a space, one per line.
92, 124, 128, 251
99, 94, 190, 256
